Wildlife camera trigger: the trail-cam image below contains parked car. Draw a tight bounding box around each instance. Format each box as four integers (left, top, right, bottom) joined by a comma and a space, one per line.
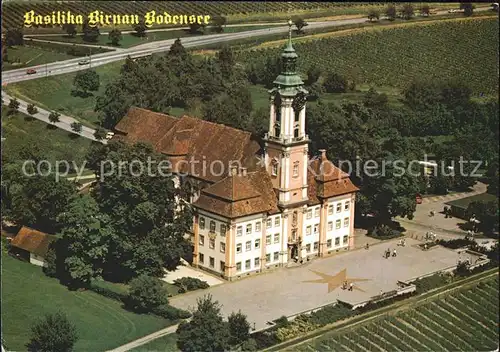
26, 69, 37, 75
78, 59, 90, 65
105, 132, 115, 140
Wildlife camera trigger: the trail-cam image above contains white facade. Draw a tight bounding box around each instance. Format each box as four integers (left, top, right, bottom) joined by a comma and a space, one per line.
197, 210, 228, 274
234, 214, 265, 275
30, 253, 47, 267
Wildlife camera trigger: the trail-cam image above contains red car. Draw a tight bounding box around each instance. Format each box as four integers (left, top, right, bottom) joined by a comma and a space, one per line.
26, 69, 37, 75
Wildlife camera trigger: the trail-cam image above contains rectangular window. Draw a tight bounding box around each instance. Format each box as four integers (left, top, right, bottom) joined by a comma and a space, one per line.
336, 220, 341, 229
255, 222, 261, 232
266, 253, 271, 263
313, 224, 319, 234
199, 235, 204, 246
210, 220, 216, 232
255, 239, 261, 249
328, 221, 333, 231
209, 238, 215, 249
199, 253, 204, 263
220, 224, 226, 236
344, 217, 349, 228
273, 251, 279, 261
245, 241, 251, 251
291, 229, 297, 241
266, 235, 271, 245
273, 234, 279, 244
336, 203, 341, 213
237, 226, 242, 237
220, 261, 225, 272
266, 218, 272, 229
274, 217, 280, 227
343, 235, 348, 244
306, 209, 312, 219
254, 257, 260, 267
272, 163, 278, 176
236, 262, 242, 272
236, 243, 242, 254
209, 257, 214, 268
220, 242, 225, 253
327, 239, 332, 248
245, 259, 251, 270
306, 226, 311, 236
335, 237, 340, 246
345, 201, 350, 211
293, 163, 299, 177
199, 217, 205, 229
314, 207, 320, 218
328, 205, 334, 215
306, 244, 311, 252
314, 242, 319, 250
246, 224, 252, 235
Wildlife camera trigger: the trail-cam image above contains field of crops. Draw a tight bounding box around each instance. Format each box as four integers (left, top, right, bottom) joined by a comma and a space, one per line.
291, 276, 499, 352
1, 1, 385, 28
236, 17, 499, 95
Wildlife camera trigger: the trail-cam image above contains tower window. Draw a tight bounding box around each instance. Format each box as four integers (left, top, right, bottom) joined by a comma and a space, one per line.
293, 162, 299, 178
271, 160, 279, 176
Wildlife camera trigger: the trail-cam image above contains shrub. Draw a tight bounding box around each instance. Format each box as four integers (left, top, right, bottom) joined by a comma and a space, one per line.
27, 103, 38, 115
27, 312, 78, 352
275, 315, 318, 342
323, 72, 348, 93
308, 304, 354, 326
368, 224, 401, 238
173, 277, 209, 293
126, 274, 169, 312
153, 304, 191, 320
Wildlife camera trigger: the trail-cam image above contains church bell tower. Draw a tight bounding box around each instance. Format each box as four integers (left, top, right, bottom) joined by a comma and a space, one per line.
264, 20, 309, 208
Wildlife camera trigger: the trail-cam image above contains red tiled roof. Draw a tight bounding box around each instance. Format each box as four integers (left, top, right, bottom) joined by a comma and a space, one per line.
10, 226, 55, 257
308, 157, 359, 201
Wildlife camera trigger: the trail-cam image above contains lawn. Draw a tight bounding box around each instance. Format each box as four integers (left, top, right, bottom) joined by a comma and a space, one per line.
1, 242, 177, 352
2, 45, 75, 71
1, 106, 95, 168
28, 25, 282, 49
4, 60, 123, 127
130, 334, 179, 352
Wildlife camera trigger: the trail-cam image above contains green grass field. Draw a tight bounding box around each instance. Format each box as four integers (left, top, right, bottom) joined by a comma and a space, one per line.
28, 25, 281, 49
1, 241, 176, 352
2, 45, 75, 71
129, 334, 179, 352
289, 276, 499, 352
1, 107, 94, 167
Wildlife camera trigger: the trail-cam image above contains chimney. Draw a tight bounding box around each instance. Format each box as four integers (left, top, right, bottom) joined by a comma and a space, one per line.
240, 167, 247, 176
319, 149, 327, 161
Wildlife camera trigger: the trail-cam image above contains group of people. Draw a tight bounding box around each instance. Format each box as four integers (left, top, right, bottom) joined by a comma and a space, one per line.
384, 248, 397, 258
397, 238, 406, 247
341, 280, 354, 291
425, 231, 437, 241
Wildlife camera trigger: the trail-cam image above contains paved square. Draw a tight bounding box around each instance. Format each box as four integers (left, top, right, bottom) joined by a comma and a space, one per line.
169, 238, 468, 330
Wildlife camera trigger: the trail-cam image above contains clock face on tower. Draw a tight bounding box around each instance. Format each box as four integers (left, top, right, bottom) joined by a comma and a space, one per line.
292, 92, 306, 112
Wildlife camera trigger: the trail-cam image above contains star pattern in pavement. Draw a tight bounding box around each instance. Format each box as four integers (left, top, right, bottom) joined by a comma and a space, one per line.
303, 268, 371, 293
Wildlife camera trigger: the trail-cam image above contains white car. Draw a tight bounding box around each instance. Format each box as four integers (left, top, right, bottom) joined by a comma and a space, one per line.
105, 131, 115, 140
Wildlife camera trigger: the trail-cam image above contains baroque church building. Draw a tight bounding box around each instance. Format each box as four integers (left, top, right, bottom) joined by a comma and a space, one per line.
113, 28, 358, 281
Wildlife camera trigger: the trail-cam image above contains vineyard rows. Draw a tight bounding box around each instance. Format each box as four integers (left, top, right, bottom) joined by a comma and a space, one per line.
236, 18, 499, 95
1, 1, 385, 29
292, 276, 499, 352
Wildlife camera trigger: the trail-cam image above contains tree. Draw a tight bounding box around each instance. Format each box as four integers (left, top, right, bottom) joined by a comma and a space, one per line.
176, 294, 230, 352
27, 312, 78, 352
467, 201, 499, 234
460, 3, 474, 16
305, 66, 322, 86
27, 103, 38, 115
93, 127, 107, 140
108, 28, 122, 46
73, 69, 100, 96
63, 23, 77, 38
1, 38, 8, 62
133, 19, 147, 37
82, 20, 100, 42
169, 38, 187, 57
216, 46, 234, 79
293, 18, 308, 34
400, 4, 414, 20
228, 311, 251, 346
323, 72, 348, 93
363, 87, 388, 109
127, 274, 169, 312
70, 122, 82, 133
211, 15, 227, 33
420, 4, 431, 16
48, 111, 61, 124
8, 98, 20, 115
385, 5, 397, 21
57, 195, 113, 287
188, 23, 205, 34
5, 28, 24, 47
367, 9, 380, 22
8, 175, 77, 234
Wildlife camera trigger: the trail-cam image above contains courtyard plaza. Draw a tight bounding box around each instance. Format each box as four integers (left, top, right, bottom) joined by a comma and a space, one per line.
169, 237, 476, 331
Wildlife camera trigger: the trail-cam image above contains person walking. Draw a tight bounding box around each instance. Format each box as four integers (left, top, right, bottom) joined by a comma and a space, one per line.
392, 249, 397, 257
348, 283, 353, 291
